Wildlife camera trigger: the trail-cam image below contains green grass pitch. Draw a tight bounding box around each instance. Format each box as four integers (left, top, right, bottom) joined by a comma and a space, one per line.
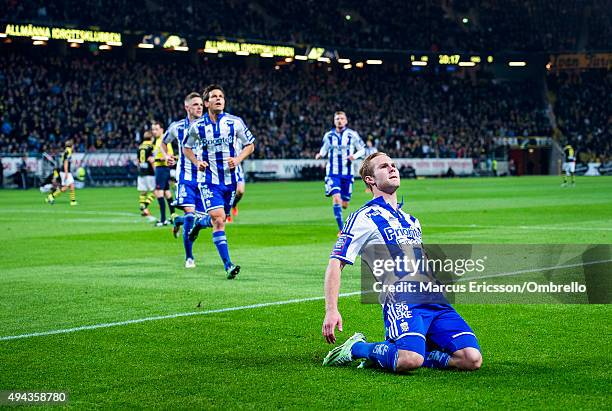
0, 176, 611, 409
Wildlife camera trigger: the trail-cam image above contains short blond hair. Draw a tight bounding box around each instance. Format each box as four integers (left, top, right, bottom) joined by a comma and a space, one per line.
334, 111, 346, 117
184, 92, 201, 104
359, 152, 386, 191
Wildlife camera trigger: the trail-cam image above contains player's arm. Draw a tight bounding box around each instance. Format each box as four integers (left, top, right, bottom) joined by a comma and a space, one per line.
349, 133, 366, 161
228, 119, 255, 169
63, 154, 69, 174
147, 148, 155, 169
183, 125, 208, 171
315, 135, 330, 160
160, 128, 177, 166
323, 258, 345, 344
228, 143, 254, 169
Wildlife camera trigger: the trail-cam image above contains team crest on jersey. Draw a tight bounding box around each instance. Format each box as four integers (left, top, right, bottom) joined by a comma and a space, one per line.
365, 209, 382, 219
400, 321, 409, 332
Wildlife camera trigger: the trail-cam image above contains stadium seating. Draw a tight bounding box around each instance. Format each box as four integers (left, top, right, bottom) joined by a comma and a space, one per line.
1, 0, 606, 51
0, 49, 552, 162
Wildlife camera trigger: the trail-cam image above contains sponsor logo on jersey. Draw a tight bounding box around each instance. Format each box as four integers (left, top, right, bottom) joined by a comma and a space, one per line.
384, 226, 422, 242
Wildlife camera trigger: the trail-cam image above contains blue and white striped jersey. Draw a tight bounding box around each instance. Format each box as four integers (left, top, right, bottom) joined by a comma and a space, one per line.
185, 112, 255, 186
318, 127, 365, 177
330, 196, 422, 265
163, 117, 199, 183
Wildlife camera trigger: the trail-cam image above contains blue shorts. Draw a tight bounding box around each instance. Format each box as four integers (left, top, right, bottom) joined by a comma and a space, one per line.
383, 303, 480, 355
175, 181, 205, 212
155, 166, 171, 190
199, 183, 236, 214
325, 175, 353, 201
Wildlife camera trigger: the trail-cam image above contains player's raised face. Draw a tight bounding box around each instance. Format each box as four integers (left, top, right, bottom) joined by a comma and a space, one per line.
151, 123, 163, 138
334, 113, 347, 129
368, 154, 400, 193
186, 97, 204, 119
206, 89, 225, 113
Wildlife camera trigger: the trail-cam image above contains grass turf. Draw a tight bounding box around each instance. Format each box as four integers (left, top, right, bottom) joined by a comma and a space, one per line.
0, 176, 611, 409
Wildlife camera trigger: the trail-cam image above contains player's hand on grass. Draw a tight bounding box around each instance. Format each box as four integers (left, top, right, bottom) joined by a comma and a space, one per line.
227, 157, 240, 169
322, 309, 343, 344
196, 160, 209, 171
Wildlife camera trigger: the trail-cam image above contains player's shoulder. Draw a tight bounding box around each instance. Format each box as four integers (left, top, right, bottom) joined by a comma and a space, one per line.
224, 113, 247, 126
168, 119, 184, 130
342, 203, 375, 234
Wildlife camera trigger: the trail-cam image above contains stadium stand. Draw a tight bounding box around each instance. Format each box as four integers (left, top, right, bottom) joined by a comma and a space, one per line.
548, 69, 611, 162
1, 0, 606, 51
0, 49, 551, 161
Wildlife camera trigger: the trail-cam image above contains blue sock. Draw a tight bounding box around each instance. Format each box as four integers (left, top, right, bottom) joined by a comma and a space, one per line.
199, 215, 213, 228
352, 341, 398, 371
351, 342, 377, 359
183, 213, 194, 260
157, 198, 166, 221
333, 204, 343, 230
174, 215, 184, 226
422, 350, 451, 369
212, 231, 232, 269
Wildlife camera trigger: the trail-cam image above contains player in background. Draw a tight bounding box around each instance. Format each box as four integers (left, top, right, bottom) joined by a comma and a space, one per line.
160, 92, 204, 268
228, 141, 246, 223
136, 131, 156, 216
46, 140, 77, 206
183, 84, 255, 279
315, 111, 365, 232
364, 139, 378, 157
562, 143, 576, 187
151, 120, 176, 226
322, 152, 482, 373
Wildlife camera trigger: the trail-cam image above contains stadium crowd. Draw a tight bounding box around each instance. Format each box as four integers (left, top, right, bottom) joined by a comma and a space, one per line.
548, 69, 611, 163
0, 50, 552, 161
2, 0, 608, 52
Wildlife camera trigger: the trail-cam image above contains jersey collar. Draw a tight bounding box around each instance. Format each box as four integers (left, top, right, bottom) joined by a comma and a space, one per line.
204, 111, 225, 125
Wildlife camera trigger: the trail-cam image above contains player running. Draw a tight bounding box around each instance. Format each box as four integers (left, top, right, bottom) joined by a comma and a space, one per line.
46, 140, 78, 206
322, 152, 482, 373
183, 84, 255, 279
315, 111, 365, 232
562, 143, 576, 187
136, 131, 156, 216
151, 120, 176, 226
161, 92, 204, 268
228, 142, 246, 223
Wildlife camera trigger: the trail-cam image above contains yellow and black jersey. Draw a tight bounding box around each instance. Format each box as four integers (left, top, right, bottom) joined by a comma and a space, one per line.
137, 141, 155, 176
154, 137, 174, 168
563, 145, 575, 162
60, 148, 73, 172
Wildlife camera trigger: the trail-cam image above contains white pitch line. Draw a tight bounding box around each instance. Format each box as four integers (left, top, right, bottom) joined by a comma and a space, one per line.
428, 224, 612, 232
3, 258, 611, 342
0, 291, 362, 342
